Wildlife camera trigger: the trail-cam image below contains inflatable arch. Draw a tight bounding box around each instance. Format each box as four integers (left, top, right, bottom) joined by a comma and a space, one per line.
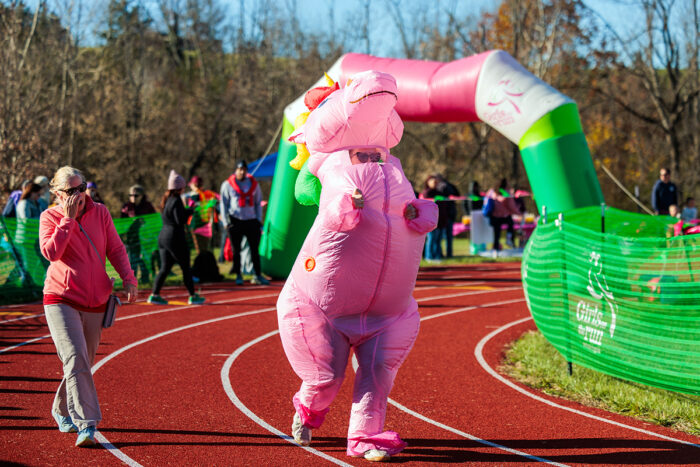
260, 50, 603, 278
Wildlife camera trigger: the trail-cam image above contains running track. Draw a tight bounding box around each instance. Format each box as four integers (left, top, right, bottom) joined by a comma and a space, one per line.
1, 263, 698, 466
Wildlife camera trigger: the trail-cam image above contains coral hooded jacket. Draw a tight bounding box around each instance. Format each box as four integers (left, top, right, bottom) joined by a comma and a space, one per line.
40, 196, 136, 310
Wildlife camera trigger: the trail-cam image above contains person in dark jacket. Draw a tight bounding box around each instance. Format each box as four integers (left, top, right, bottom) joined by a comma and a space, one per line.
2, 179, 31, 217
651, 168, 679, 215
147, 170, 205, 305
436, 174, 460, 258
120, 184, 156, 218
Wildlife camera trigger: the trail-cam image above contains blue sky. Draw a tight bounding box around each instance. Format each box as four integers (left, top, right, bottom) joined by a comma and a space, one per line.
46, 0, 648, 58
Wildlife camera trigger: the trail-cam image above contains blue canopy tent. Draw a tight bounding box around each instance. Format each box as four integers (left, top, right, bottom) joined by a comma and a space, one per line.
248, 152, 278, 180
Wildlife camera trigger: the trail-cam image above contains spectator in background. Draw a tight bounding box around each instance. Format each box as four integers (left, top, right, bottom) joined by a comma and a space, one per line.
668, 204, 680, 219
464, 180, 483, 214
681, 197, 697, 221
183, 175, 219, 254
120, 184, 156, 282
465, 180, 490, 254
3, 179, 31, 217
651, 168, 678, 216
486, 181, 520, 253
86, 182, 104, 204
220, 160, 269, 285
120, 184, 156, 218
16, 183, 43, 221
435, 174, 460, 258
34, 176, 51, 212
420, 174, 446, 261
147, 170, 205, 305
16, 182, 47, 285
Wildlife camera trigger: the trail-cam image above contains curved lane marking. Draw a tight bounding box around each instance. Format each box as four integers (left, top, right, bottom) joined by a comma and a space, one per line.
220, 331, 352, 467
0, 292, 280, 354
0, 287, 509, 354
91, 306, 276, 465
225, 292, 567, 466
474, 317, 700, 449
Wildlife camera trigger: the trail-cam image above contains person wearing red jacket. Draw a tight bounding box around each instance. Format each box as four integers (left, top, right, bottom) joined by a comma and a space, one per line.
40, 166, 137, 447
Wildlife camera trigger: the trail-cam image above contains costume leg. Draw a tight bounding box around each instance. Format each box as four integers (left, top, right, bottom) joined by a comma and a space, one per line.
277, 283, 350, 428
346, 309, 420, 456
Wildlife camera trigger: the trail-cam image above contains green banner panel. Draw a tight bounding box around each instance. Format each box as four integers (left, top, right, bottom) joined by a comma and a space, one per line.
522, 206, 700, 395
259, 117, 319, 278
520, 132, 604, 215
0, 213, 165, 304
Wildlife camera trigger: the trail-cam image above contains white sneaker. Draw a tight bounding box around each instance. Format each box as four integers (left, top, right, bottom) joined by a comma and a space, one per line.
364, 449, 390, 462
291, 413, 311, 446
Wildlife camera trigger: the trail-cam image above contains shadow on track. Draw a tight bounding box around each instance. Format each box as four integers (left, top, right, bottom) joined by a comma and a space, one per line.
397, 437, 700, 464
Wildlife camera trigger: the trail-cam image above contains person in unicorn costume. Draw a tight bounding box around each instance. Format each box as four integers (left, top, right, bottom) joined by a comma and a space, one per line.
277, 70, 438, 462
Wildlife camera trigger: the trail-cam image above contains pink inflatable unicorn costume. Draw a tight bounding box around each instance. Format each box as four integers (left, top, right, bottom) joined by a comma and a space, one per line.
277, 70, 438, 461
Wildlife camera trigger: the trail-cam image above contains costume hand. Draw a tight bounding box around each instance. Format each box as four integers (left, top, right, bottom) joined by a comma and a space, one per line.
63, 194, 84, 219
124, 283, 138, 303
351, 188, 364, 209
404, 204, 417, 220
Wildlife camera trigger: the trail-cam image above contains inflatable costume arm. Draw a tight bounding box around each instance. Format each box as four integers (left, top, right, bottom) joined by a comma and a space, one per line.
403, 199, 438, 234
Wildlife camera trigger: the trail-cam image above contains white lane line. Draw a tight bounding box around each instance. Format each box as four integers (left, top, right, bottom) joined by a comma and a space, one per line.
225, 290, 564, 465
119, 292, 279, 321
0, 334, 51, 354
221, 331, 352, 467
0, 313, 44, 324
387, 398, 566, 465
474, 317, 700, 449
91, 306, 277, 465
417, 287, 522, 305
0, 292, 280, 353
0, 288, 268, 326
94, 432, 143, 467
414, 280, 486, 291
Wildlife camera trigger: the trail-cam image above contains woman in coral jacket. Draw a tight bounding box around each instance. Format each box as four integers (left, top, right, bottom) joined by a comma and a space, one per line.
39, 166, 137, 447
279, 70, 438, 462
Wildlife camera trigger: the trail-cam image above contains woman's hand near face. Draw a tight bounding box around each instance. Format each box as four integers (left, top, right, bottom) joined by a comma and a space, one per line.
63, 194, 84, 218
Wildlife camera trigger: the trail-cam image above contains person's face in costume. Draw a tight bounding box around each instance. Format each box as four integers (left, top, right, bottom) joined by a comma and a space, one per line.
349, 147, 384, 165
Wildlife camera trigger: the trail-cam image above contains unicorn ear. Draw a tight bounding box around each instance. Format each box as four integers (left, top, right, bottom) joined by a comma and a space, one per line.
385, 110, 404, 148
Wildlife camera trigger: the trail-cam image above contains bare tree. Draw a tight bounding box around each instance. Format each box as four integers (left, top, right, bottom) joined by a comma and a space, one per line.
589, 0, 699, 195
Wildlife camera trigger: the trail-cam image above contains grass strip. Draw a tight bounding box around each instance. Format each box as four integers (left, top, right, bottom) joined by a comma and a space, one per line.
502, 330, 700, 436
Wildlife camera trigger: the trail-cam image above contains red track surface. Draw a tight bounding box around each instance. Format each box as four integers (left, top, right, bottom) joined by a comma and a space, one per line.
1, 263, 699, 466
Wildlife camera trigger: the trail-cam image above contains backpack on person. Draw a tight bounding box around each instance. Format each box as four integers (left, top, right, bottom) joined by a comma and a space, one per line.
482, 197, 494, 217
192, 251, 223, 283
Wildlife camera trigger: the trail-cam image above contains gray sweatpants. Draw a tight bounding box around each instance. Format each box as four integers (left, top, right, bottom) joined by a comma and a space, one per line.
45, 304, 103, 430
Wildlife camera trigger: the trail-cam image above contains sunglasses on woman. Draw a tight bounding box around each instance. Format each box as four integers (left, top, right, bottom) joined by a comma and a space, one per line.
353, 151, 383, 163
60, 182, 87, 196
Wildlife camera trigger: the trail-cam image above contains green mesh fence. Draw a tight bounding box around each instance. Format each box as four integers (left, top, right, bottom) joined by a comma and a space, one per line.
522, 206, 700, 395
0, 213, 166, 305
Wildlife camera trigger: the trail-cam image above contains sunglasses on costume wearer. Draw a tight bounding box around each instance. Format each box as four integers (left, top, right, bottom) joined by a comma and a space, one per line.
129, 193, 141, 198
353, 151, 383, 163
60, 182, 87, 196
